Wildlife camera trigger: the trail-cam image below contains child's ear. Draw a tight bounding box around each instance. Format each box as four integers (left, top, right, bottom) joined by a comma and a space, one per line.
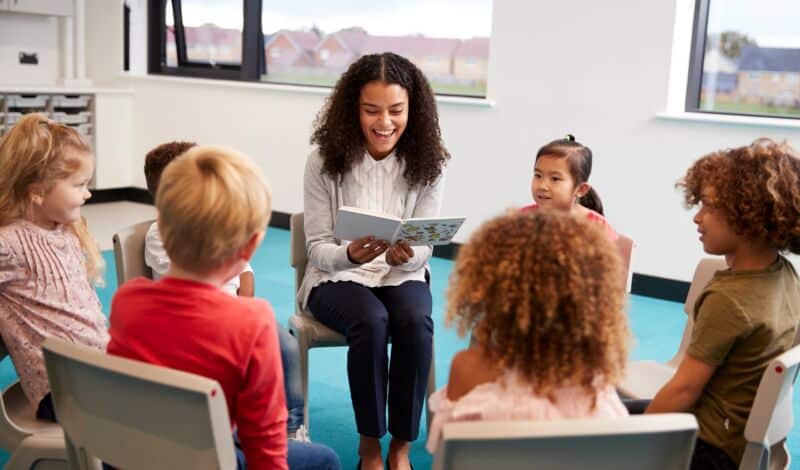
28, 185, 46, 206
576, 182, 591, 198
239, 230, 266, 262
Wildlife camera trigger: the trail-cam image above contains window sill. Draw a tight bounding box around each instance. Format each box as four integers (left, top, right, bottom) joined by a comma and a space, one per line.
656, 111, 800, 130
120, 72, 496, 108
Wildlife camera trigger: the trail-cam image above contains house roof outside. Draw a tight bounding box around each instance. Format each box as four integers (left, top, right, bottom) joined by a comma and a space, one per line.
738, 45, 800, 73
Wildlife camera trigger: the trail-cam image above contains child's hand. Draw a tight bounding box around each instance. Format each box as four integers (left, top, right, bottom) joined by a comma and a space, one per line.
347, 236, 389, 264
386, 241, 414, 266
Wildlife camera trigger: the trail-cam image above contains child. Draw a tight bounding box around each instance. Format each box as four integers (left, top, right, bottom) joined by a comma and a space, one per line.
304, 52, 449, 470
143, 141, 254, 296
646, 139, 800, 470
427, 210, 630, 453
143, 140, 307, 440
108, 146, 340, 470
522, 134, 617, 241
0, 113, 109, 420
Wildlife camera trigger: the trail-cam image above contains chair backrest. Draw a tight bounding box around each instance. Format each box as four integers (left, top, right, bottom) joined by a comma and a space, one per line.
667, 257, 728, 368
290, 212, 308, 297
615, 233, 635, 293
741, 339, 800, 469
433, 413, 698, 470
112, 219, 155, 286
42, 337, 237, 470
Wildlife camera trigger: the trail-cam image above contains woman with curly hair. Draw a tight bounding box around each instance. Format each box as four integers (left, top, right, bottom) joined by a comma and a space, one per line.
426, 210, 630, 453
646, 139, 800, 470
300, 52, 449, 470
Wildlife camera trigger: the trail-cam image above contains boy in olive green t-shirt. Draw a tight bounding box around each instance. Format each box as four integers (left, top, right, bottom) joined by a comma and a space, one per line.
646, 139, 800, 470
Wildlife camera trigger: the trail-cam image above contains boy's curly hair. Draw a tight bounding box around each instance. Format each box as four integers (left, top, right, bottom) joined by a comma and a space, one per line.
678, 138, 800, 254
311, 52, 449, 187
144, 141, 197, 196
446, 210, 630, 398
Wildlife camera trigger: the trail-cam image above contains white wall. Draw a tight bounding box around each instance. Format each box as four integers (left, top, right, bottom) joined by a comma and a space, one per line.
0, 12, 60, 85
84, 0, 800, 283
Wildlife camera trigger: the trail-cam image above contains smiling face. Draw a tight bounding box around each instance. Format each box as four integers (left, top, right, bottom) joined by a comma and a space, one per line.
359, 80, 409, 160
30, 152, 94, 229
531, 155, 586, 212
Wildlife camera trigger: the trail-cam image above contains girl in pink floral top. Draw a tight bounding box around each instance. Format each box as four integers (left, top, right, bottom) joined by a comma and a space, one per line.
522, 134, 617, 241
0, 114, 108, 420
428, 210, 630, 453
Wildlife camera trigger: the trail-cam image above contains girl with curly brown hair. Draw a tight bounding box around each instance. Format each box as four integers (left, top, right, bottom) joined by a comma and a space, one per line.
300, 52, 449, 470
522, 135, 617, 241
646, 139, 800, 470
426, 210, 630, 453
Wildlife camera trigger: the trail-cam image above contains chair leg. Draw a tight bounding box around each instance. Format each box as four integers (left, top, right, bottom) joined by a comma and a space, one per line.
426, 342, 436, 432
739, 442, 767, 470
289, 320, 311, 435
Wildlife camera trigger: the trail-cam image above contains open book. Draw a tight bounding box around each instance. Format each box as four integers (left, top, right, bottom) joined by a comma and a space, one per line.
333, 206, 465, 246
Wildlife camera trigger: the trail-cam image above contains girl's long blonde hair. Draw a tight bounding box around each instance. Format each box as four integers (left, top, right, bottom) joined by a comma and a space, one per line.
0, 113, 103, 282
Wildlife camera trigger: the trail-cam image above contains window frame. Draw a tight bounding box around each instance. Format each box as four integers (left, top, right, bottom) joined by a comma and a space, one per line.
685, 0, 800, 120
146, 0, 492, 99
148, 0, 263, 81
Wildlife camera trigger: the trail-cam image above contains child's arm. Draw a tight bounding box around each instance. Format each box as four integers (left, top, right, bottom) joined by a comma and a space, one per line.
645, 354, 716, 413
647, 291, 746, 413
238, 271, 255, 297
236, 314, 288, 470
144, 223, 170, 278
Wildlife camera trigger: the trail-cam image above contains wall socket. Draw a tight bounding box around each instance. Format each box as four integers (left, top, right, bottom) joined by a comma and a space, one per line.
19, 52, 38, 65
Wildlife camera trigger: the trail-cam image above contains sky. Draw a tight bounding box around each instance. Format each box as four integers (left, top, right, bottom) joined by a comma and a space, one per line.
706, 0, 800, 48
175, 0, 492, 39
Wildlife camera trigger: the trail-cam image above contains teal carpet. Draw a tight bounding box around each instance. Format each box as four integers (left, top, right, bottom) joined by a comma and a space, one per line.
1, 227, 798, 469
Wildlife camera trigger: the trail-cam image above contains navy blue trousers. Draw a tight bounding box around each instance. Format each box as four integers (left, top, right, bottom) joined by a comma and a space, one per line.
308, 280, 433, 441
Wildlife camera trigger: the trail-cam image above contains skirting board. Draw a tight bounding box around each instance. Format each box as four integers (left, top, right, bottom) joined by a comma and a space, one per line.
87, 188, 690, 302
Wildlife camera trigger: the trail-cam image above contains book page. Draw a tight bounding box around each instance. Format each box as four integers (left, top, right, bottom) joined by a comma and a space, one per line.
397, 217, 465, 246
333, 206, 402, 242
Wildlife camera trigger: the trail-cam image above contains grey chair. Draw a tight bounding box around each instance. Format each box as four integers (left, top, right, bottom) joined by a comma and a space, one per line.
0, 338, 67, 469
42, 337, 237, 470
112, 219, 155, 285
618, 257, 728, 399
287, 212, 436, 435
739, 337, 800, 470
433, 413, 699, 470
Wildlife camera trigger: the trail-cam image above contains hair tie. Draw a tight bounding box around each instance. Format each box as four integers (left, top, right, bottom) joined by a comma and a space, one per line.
565, 134, 576, 142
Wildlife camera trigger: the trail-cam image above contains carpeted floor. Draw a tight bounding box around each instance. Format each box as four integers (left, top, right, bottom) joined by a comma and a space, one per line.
1, 227, 797, 469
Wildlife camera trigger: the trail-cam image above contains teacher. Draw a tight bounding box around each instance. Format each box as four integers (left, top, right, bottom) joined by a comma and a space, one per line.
299, 52, 449, 470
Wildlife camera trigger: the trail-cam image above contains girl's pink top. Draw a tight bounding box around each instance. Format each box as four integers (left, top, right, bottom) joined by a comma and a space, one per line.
426, 370, 628, 453
0, 220, 109, 405
520, 203, 618, 241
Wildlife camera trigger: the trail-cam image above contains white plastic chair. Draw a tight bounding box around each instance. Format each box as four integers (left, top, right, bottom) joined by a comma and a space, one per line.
739, 338, 800, 470
0, 339, 67, 469
112, 219, 155, 285
615, 233, 635, 293
618, 257, 728, 399
287, 212, 436, 435
432, 413, 698, 470
41, 337, 237, 470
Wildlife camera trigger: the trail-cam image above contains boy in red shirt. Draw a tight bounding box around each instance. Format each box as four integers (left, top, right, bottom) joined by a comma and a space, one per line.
108, 146, 339, 469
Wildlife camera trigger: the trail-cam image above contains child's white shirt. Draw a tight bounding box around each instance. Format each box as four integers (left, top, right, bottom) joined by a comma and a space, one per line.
144, 222, 253, 296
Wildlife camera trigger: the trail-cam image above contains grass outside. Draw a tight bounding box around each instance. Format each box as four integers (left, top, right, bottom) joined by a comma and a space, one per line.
700, 100, 800, 118
261, 72, 487, 98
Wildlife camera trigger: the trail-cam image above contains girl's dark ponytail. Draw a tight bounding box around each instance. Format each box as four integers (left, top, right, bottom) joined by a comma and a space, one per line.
579, 186, 604, 215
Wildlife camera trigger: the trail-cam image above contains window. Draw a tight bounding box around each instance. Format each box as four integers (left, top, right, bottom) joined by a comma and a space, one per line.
148, 0, 492, 98
687, 0, 800, 118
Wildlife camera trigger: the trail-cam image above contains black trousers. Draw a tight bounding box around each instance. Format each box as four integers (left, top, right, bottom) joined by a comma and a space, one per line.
308, 280, 433, 441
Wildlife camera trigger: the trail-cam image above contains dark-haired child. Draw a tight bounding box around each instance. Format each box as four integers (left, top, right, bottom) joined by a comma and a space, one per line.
522, 135, 617, 241
647, 138, 800, 470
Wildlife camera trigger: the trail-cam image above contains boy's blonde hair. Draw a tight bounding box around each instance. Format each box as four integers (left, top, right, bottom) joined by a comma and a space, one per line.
447, 210, 629, 401
0, 113, 103, 282
156, 145, 271, 273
